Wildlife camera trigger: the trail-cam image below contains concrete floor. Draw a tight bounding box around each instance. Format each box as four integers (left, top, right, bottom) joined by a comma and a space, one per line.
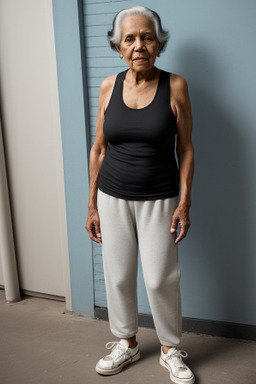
0, 290, 256, 384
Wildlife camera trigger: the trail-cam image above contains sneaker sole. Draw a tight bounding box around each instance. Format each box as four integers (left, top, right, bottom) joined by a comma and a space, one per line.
160, 357, 195, 384
96, 351, 140, 376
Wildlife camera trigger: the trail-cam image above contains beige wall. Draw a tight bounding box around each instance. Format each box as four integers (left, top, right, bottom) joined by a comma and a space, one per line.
0, 0, 71, 308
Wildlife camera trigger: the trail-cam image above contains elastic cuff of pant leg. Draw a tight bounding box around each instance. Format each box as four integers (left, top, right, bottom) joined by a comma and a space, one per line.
160, 340, 181, 347
110, 328, 138, 339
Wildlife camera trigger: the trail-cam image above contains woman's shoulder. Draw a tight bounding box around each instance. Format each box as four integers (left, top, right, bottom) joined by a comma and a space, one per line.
168, 72, 190, 117
100, 70, 127, 90
100, 74, 117, 94
168, 72, 188, 94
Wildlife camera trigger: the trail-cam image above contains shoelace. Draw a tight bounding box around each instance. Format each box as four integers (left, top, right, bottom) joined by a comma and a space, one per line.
105, 341, 128, 360
166, 349, 188, 370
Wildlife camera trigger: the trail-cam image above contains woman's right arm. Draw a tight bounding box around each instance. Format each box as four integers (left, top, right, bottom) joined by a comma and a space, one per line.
85, 77, 113, 243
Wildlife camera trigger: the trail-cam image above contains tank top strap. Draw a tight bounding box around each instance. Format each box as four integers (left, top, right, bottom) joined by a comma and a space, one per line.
157, 70, 171, 106
104, 70, 128, 115
115, 69, 129, 92
108, 69, 128, 109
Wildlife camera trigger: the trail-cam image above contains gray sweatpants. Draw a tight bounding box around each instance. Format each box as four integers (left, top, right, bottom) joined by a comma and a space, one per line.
97, 188, 182, 347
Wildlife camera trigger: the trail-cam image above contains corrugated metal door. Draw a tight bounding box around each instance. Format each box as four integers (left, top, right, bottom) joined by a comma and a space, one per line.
83, 0, 150, 313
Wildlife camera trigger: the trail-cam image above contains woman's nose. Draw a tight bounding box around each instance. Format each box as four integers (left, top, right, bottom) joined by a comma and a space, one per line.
134, 38, 144, 51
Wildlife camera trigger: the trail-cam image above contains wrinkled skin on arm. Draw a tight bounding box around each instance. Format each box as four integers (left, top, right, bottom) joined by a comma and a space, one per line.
169, 75, 194, 244
85, 76, 116, 243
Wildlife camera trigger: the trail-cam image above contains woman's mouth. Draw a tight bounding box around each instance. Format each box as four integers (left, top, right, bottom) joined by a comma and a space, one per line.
133, 57, 148, 62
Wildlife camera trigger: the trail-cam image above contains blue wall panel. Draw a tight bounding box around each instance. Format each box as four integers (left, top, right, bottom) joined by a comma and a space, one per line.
82, 0, 256, 326
52, 0, 94, 316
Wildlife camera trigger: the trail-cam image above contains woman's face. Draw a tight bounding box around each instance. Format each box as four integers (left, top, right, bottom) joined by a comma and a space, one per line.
116, 14, 161, 72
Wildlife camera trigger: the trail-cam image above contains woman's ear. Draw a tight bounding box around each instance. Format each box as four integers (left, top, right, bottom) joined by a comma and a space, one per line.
115, 45, 123, 58
158, 42, 162, 55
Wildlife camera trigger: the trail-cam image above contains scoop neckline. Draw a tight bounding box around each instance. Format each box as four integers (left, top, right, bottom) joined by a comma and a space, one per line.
121, 69, 162, 111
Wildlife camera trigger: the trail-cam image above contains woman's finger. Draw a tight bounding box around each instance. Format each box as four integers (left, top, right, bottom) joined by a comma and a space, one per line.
91, 222, 102, 243
94, 221, 102, 242
85, 221, 100, 243
175, 224, 186, 244
170, 213, 179, 233
175, 218, 190, 244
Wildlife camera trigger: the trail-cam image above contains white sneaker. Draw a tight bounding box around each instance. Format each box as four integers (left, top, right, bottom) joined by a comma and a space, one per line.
96, 339, 140, 375
160, 347, 195, 384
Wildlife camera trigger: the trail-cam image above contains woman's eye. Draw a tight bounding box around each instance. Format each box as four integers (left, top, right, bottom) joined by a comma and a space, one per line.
144, 36, 152, 41
126, 37, 132, 42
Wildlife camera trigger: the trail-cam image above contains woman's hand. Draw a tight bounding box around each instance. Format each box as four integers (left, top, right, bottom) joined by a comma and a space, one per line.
170, 203, 191, 244
85, 208, 102, 243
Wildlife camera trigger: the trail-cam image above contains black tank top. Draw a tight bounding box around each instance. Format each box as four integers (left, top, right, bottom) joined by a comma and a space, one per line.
98, 68, 180, 200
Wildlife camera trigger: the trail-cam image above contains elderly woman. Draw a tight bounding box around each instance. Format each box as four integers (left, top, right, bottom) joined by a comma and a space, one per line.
85, 6, 194, 384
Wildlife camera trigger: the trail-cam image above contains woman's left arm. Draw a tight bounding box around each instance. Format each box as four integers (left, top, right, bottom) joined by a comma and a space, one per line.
170, 75, 194, 244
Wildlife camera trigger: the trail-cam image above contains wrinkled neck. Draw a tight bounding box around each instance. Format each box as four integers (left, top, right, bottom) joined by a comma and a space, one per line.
126, 66, 160, 85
